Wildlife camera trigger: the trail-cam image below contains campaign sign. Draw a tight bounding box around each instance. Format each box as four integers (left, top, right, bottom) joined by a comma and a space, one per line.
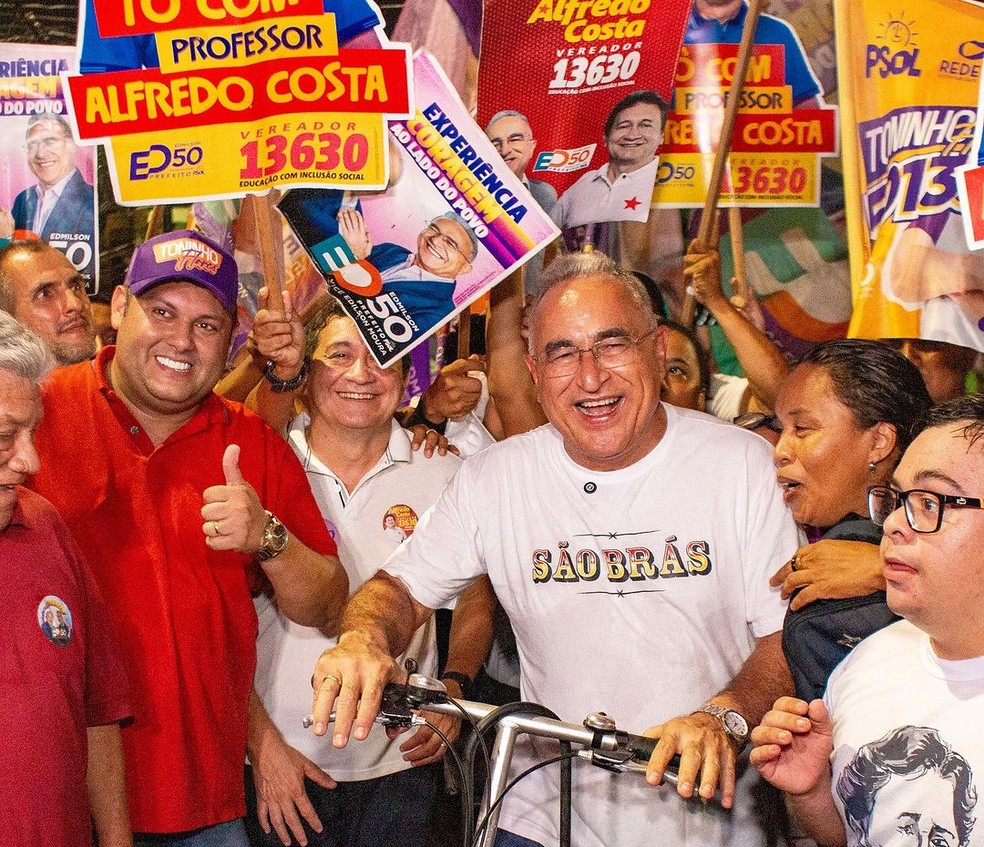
0, 44, 99, 287
63, 0, 412, 205
279, 51, 560, 366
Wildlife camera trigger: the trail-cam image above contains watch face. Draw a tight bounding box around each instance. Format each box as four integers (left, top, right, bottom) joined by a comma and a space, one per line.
724, 711, 749, 739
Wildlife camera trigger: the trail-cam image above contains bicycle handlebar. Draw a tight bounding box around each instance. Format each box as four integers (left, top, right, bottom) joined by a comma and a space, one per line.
304, 673, 678, 778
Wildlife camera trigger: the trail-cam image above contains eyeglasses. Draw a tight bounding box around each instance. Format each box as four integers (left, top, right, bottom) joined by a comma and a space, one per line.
533, 331, 655, 378
26, 135, 69, 154
425, 224, 469, 261
733, 412, 782, 433
868, 484, 984, 533
490, 133, 531, 151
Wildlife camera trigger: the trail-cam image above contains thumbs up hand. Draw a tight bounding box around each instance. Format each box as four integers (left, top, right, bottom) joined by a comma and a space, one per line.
201, 443, 267, 553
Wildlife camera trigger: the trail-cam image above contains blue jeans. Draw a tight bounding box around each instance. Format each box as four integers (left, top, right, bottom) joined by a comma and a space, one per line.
493, 831, 545, 847
244, 762, 440, 847
134, 820, 249, 847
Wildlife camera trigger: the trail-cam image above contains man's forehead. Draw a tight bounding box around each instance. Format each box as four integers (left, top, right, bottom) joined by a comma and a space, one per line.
431, 218, 470, 244
136, 279, 228, 317
488, 115, 529, 138
533, 276, 644, 335
0, 374, 42, 423
898, 425, 984, 483
609, 104, 662, 131
27, 120, 67, 137
6, 248, 75, 286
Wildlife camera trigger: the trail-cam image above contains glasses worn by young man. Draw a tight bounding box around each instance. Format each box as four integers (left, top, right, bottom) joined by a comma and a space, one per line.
868, 485, 984, 534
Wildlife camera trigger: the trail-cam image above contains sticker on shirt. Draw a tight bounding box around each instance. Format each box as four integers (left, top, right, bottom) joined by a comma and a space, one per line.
382, 505, 418, 544
324, 518, 340, 544
38, 596, 73, 647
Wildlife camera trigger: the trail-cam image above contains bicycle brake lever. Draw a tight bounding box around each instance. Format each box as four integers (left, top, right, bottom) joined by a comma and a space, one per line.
577, 750, 678, 784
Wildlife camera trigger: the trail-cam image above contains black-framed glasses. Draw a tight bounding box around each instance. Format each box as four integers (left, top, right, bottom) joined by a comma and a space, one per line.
733, 412, 782, 434
533, 331, 655, 378
868, 485, 984, 533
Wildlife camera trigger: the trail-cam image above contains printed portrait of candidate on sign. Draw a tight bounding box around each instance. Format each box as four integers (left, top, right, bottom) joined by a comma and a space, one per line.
0, 44, 98, 287
279, 51, 559, 367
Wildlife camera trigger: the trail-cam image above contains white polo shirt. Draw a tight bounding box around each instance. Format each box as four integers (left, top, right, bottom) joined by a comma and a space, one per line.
253, 416, 461, 781
551, 156, 660, 229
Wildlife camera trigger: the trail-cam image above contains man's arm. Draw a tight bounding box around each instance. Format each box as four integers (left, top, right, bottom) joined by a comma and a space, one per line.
486, 269, 547, 436
310, 572, 433, 747
751, 697, 847, 845
87, 723, 132, 847
246, 286, 306, 433
399, 576, 496, 765
684, 243, 789, 410
644, 631, 793, 808
247, 689, 336, 845
201, 443, 349, 630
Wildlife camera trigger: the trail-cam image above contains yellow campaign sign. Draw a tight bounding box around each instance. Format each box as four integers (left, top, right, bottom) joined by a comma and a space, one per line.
157, 14, 339, 73
673, 85, 793, 115
655, 151, 820, 207
836, 0, 984, 351
106, 112, 386, 203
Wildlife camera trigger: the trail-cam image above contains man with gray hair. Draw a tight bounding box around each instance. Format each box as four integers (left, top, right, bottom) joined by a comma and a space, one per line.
0, 310, 131, 845
485, 110, 557, 294
0, 239, 97, 365
335, 207, 479, 342
309, 252, 798, 847
485, 110, 558, 214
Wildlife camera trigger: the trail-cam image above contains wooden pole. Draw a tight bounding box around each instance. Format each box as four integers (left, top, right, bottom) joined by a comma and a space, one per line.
681, 0, 763, 326
144, 205, 165, 241
253, 194, 285, 311
728, 205, 750, 309
456, 305, 472, 359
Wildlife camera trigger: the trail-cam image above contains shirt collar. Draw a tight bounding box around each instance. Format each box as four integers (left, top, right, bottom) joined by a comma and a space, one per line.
34, 168, 77, 201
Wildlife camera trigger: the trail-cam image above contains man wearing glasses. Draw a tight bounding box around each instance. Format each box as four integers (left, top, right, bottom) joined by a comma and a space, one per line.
0, 115, 95, 280
309, 251, 799, 847
752, 394, 984, 847
334, 207, 478, 342
485, 110, 556, 294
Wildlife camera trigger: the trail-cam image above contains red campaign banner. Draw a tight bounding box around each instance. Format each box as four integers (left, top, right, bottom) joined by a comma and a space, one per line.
665, 108, 837, 154
959, 165, 984, 248
477, 0, 692, 198
91, 0, 324, 37
68, 49, 410, 139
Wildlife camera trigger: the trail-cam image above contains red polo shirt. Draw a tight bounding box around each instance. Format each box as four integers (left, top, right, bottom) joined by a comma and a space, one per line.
31, 347, 337, 833
0, 488, 130, 846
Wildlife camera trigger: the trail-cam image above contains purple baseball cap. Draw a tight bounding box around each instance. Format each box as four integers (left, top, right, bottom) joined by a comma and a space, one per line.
125, 230, 238, 316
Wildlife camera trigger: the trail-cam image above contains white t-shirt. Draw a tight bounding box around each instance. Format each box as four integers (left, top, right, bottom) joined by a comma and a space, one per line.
253, 416, 461, 781
385, 404, 798, 847
826, 619, 984, 846
708, 372, 750, 422
551, 157, 660, 229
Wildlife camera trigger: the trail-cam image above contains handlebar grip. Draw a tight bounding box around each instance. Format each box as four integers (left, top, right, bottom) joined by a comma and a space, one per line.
625, 733, 680, 773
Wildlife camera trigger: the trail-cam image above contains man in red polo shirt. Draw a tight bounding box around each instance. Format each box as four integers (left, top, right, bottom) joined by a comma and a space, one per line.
30, 230, 348, 846
0, 310, 131, 846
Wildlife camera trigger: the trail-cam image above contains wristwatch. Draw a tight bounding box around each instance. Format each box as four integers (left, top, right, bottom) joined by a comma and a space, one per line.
255, 511, 289, 561
696, 704, 750, 749
263, 356, 310, 393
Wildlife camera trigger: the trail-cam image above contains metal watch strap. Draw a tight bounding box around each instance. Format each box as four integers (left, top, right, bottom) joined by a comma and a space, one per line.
255, 510, 289, 561
696, 704, 749, 748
